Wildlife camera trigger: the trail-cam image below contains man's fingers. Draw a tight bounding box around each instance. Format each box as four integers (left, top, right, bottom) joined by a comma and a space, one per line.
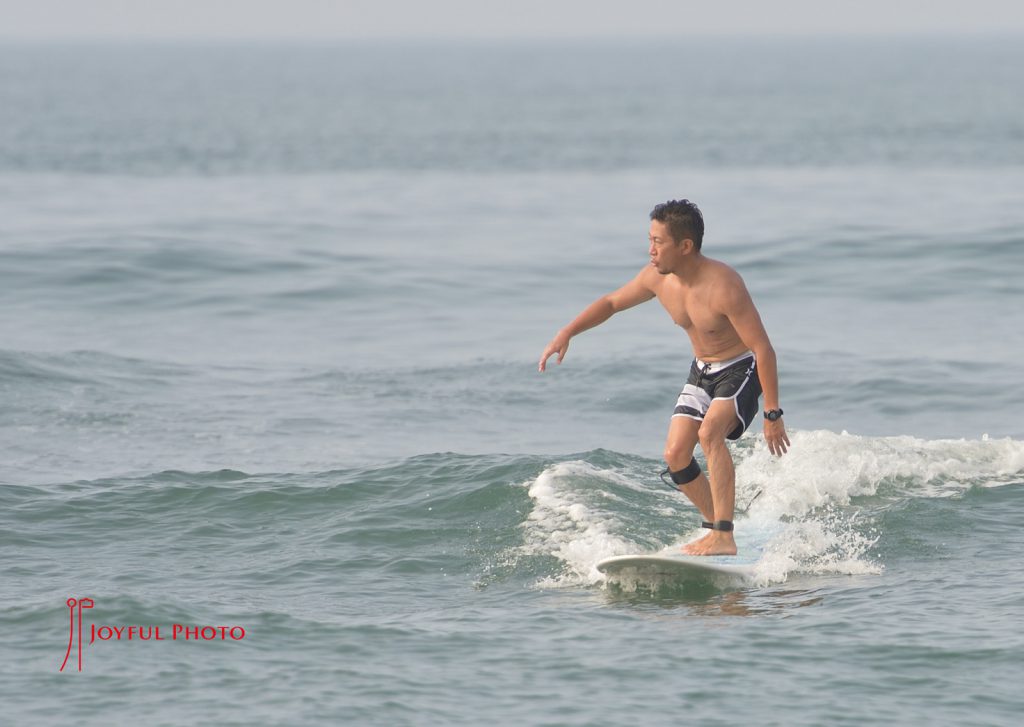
766, 430, 790, 456
539, 339, 568, 372
538, 345, 561, 372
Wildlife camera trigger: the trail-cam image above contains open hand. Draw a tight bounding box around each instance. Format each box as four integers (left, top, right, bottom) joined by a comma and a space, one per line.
538, 332, 571, 372
765, 418, 790, 456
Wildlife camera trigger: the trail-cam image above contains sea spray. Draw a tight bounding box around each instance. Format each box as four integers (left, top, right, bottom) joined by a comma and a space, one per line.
517, 433, 1024, 588
521, 462, 634, 587
737, 430, 1024, 513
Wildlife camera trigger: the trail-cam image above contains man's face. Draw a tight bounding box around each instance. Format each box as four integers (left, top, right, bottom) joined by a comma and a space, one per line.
648, 219, 686, 274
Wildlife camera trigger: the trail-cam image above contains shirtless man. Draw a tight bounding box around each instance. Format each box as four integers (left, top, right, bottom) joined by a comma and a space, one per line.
538, 199, 789, 556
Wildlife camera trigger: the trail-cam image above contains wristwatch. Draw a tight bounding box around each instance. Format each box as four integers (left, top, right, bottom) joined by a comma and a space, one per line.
764, 408, 784, 421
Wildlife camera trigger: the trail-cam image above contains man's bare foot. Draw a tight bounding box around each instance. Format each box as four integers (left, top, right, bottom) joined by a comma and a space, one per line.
682, 531, 737, 556
684, 529, 715, 551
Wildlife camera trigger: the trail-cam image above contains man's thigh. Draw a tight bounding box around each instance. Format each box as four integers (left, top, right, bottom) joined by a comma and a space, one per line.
665, 414, 701, 464
699, 398, 741, 443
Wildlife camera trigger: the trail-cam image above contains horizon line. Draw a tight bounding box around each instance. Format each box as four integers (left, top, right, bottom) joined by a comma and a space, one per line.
2, 29, 1023, 44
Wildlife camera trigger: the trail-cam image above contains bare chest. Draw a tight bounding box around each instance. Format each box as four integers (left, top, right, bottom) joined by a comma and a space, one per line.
656, 285, 734, 341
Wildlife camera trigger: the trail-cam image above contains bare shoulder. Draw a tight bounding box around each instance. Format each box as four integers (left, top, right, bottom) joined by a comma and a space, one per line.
703, 256, 743, 281
606, 264, 660, 311
636, 263, 664, 290
703, 258, 751, 308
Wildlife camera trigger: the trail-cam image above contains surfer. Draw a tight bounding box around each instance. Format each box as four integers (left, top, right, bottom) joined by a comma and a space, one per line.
538, 199, 790, 556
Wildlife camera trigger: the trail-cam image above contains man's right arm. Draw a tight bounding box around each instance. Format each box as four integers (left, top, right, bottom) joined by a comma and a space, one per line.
538, 268, 656, 372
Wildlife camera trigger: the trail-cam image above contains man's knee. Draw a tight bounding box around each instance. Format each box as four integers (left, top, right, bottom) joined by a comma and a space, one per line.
698, 418, 734, 450
665, 457, 702, 486
664, 441, 695, 470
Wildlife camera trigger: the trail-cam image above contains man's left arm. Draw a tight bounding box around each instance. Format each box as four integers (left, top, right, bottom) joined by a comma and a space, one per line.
721, 277, 791, 456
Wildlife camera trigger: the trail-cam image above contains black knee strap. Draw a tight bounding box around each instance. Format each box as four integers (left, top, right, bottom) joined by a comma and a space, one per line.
668, 458, 702, 486
701, 520, 734, 532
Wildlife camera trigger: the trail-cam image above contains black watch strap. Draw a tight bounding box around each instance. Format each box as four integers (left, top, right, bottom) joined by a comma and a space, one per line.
764, 408, 784, 421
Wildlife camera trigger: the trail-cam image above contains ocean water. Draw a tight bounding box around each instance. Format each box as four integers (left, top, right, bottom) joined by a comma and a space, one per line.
2, 38, 1024, 726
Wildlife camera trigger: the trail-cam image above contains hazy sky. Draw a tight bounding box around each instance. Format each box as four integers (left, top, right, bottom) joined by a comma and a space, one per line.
1, 0, 1022, 40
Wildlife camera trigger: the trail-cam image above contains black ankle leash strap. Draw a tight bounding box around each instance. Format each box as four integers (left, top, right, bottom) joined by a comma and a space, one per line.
701, 520, 734, 532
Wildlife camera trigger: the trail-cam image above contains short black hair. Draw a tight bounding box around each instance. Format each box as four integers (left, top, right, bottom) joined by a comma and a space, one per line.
649, 199, 704, 250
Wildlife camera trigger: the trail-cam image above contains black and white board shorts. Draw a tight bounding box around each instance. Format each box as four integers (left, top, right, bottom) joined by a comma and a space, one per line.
672, 352, 762, 440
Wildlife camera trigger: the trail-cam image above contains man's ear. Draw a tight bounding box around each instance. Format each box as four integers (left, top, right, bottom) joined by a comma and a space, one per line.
680, 238, 696, 254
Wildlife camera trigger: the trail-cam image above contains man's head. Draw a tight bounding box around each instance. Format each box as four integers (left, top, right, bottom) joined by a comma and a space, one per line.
649, 199, 704, 251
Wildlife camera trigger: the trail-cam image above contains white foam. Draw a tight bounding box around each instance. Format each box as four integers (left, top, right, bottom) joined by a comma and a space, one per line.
750, 511, 882, 586
520, 461, 634, 587
522, 433, 1024, 589
737, 430, 1024, 521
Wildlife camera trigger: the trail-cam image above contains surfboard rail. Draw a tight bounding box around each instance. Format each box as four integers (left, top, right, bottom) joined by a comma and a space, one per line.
596, 553, 757, 578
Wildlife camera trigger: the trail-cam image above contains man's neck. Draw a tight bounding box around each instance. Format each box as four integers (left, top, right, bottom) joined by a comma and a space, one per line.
670, 253, 705, 285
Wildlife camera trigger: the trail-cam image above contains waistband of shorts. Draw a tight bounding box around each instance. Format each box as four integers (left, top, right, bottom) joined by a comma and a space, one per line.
693, 350, 755, 373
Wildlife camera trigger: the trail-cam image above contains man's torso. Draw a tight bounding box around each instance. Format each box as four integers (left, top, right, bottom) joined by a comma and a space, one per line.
647, 258, 750, 362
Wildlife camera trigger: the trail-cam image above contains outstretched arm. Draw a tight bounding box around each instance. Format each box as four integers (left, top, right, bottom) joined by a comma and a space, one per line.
538, 268, 656, 372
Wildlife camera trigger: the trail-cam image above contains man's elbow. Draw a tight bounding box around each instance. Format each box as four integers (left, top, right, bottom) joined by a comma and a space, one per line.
602, 295, 623, 314
752, 341, 776, 361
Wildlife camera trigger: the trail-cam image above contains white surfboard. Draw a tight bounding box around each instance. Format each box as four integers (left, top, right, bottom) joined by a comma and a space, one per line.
597, 521, 779, 581
596, 552, 757, 579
